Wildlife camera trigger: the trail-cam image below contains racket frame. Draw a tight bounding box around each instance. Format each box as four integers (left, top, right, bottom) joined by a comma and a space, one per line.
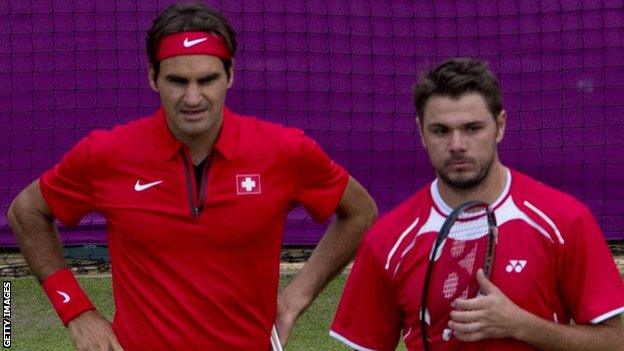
419, 200, 497, 351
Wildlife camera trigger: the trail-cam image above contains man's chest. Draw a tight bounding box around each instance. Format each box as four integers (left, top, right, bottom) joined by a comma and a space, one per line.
93, 157, 293, 248
397, 219, 561, 342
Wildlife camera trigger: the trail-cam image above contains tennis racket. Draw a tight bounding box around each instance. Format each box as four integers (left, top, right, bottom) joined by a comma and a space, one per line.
420, 201, 498, 350
270, 324, 283, 351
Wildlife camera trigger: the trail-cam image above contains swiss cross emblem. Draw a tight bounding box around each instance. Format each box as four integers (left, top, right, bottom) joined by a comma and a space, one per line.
236, 174, 261, 195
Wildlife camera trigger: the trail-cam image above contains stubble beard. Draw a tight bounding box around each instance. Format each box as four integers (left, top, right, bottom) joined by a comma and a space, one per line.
437, 154, 495, 191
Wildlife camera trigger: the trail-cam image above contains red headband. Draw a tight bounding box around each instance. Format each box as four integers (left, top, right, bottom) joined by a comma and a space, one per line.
156, 31, 232, 61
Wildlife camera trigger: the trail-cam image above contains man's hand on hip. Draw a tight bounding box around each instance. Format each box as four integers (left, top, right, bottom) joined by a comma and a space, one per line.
67, 310, 124, 351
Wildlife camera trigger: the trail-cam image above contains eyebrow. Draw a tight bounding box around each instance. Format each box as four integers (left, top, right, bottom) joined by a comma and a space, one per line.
426, 121, 485, 131
198, 73, 221, 83
464, 121, 485, 127
164, 72, 221, 83
427, 123, 449, 129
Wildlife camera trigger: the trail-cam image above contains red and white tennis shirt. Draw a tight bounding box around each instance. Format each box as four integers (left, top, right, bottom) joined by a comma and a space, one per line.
331, 168, 624, 351
40, 107, 349, 350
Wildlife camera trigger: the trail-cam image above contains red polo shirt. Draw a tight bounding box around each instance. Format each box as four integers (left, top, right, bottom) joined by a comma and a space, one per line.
40, 107, 349, 350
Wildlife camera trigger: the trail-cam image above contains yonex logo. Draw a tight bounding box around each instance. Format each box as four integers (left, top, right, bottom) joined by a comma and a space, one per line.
506, 260, 527, 273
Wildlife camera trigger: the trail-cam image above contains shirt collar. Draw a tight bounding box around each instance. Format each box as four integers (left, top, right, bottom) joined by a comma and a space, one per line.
150, 106, 238, 161
213, 106, 237, 160
430, 167, 512, 215
151, 107, 183, 161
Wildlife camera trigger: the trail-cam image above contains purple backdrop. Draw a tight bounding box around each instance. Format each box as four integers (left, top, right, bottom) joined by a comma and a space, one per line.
1, 0, 623, 247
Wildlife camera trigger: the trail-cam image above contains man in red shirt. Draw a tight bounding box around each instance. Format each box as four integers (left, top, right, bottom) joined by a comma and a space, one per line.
7, 3, 377, 350
331, 58, 624, 350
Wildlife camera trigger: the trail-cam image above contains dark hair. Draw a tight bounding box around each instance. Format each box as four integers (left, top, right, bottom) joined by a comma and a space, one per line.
146, 2, 237, 79
412, 58, 503, 122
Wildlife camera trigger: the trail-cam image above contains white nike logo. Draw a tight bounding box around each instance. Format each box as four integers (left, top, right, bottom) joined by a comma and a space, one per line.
183, 37, 208, 48
134, 180, 164, 191
57, 290, 70, 303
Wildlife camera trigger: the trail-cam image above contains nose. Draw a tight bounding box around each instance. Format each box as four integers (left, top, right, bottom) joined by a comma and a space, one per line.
183, 83, 202, 106
449, 130, 467, 153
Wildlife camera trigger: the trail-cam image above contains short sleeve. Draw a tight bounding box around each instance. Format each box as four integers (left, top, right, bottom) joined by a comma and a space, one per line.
331, 238, 402, 351
39, 135, 97, 226
559, 206, 624, 323
293, 135, 349, 222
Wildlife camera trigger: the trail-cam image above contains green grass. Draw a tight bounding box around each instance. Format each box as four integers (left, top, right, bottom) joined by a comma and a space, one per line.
282, 274, 363, 351
8, 274, 404, 350
8, 273, 624, 350
10, 277, 115, 350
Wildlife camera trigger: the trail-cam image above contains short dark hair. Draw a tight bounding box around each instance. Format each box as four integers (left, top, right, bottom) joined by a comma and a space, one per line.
412, 58, 503, 122
146, 2, 237, 79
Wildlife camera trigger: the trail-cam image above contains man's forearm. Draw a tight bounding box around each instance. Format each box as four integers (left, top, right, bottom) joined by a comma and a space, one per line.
282, 213, 371, 312
283, 177, 377, 313
8, 182, 66, 280
514, 313, 623, 351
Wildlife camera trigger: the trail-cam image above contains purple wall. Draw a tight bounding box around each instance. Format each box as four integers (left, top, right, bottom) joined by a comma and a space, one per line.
1, 0, 623, 246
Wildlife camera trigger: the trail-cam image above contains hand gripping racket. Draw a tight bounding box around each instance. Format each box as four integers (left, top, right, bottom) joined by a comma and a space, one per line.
420, 201, 497, 350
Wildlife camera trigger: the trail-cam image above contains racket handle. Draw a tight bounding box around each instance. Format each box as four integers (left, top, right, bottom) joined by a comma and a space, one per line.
271, 324, 283, 351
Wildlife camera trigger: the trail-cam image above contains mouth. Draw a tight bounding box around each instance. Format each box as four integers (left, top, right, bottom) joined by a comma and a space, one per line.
446, 158, 472, 169
180, 108, 207, 121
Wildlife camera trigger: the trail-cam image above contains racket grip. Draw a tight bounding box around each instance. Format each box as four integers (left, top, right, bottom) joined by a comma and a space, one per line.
270, 324, 283, 351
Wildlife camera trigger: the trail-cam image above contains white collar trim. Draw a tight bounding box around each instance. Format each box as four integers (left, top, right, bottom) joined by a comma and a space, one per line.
431, 167, 511, 215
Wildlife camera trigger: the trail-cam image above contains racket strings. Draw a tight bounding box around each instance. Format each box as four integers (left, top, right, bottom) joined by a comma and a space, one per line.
422, 203, 497, 350
435, 217, 490, 294
458, 244, 478, 275
442, 272, 459, 298
426, 211, 493, 345
448, 210, 490, 241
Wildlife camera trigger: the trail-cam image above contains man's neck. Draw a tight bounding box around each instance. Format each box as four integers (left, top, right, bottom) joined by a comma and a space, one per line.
437, 161, 508, 209
185, 132, 218, 165
171, 125, 220, 165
